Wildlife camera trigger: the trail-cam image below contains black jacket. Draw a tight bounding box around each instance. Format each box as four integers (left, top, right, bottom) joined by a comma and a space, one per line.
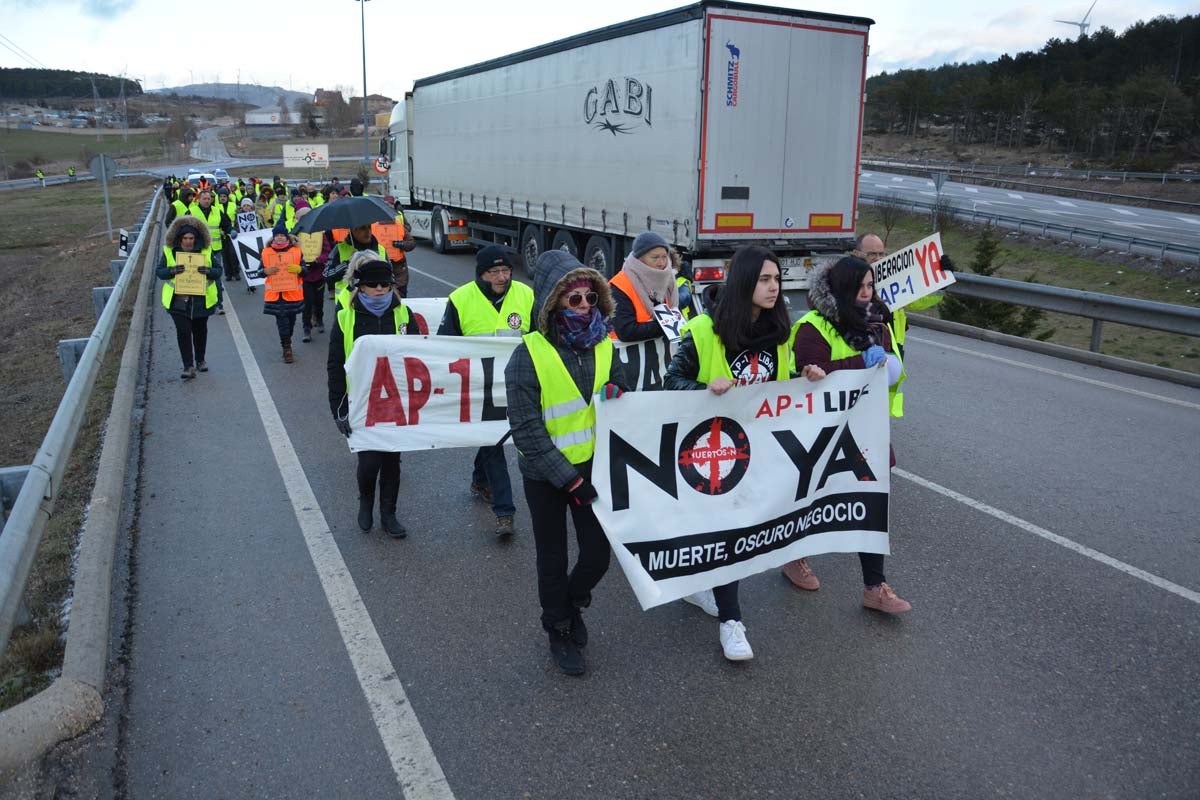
327, 294, 421, 417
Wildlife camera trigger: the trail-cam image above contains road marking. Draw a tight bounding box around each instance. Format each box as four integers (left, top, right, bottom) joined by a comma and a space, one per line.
1055, 199, 1077, 206
1113, 208, 1137, 216
965, 187, 979, 193
409, 265, 461, 290
974, 200, 992, 206
224, 302, 456, 800
874, 183, 894, 189
1176, 216, 1200, 225
895, 469, 1200, 606
862, 172, 873, 177
925, 181, 934, 187
1007, 193, 1024, 199
908, 335, 1200, 410
892, 177, 904, 182
919, 190, 936, 197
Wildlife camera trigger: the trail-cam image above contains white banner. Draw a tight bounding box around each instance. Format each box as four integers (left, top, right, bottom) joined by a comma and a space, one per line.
871, 232, 956, 312
228, 228, 272, 287
593, 368, 891, 610
283, 144, 329, 168
339, 317, 682, 452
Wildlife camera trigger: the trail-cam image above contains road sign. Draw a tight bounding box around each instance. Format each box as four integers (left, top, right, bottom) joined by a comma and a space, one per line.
374, 156, 390, 174
283, 144, 329, 169
119, 228, 129, 257
932, 171, 947, 192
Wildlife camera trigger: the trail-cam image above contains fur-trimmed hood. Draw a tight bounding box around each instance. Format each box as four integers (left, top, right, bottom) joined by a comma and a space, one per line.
531, 250, 614, 336
165, 215, 212, 251
805, 260, 839, 323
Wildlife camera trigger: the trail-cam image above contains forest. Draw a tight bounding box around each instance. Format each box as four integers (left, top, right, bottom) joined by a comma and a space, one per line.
0, 69, 142, 100
864, 15, 1199, 167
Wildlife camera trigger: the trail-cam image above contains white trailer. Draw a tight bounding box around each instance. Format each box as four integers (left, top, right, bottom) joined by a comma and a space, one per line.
383, 1, 871, 290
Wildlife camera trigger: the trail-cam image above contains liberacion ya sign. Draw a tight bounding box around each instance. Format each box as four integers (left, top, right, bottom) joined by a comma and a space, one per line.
584, 78, 653, 135
593, 368, 891, 610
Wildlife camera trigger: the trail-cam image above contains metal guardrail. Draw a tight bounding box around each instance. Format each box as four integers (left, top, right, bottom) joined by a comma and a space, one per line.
945, 272, 1200, 352
859, 192, 1200, 266
862, 157, 1199, 184
0, 190, 161, 655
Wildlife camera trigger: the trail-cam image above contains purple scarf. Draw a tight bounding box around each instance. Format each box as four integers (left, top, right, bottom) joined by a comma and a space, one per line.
555, 308, 611, 350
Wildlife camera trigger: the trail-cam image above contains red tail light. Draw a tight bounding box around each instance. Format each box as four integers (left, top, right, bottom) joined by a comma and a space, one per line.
451, 219, 467, 227
693, 266, 725, 282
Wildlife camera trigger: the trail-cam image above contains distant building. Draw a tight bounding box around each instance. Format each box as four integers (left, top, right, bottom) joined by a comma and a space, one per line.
245, 107, 301, 126
313, 89, 344, 107
351, 94, 393, 117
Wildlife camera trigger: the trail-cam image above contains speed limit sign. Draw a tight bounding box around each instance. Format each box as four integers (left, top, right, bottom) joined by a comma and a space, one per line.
374, 156, 391, 174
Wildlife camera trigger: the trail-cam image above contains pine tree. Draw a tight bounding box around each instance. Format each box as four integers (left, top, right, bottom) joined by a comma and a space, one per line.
940, 225, 1054, 339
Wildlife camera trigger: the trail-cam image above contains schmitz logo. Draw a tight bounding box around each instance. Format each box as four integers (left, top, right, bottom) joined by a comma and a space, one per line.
678, 417, 750, 495
725, 41, 740, 107
584, 77, 653, 135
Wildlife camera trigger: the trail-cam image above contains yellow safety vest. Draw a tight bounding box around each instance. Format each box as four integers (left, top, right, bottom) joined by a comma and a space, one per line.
309, 193, 324, 208
522, 332, 612, 465
161, 247, 217, 310
791, 310, 906, 417
333, 241, 389, 304
448, 281, 534, 337
171, 199, 189, 218
685, 314, 791, 386
187, 203, 224, 251
676, 275, 693, 320
338, 304, 411, 364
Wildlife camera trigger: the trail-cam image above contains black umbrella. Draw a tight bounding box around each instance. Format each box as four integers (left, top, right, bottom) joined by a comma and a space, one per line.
294, 195, 395, 234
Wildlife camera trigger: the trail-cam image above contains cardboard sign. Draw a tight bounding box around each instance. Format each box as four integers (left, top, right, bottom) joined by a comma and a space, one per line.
593, 368, 891, 609
652, 303, 685, 343
236, 211, 260, 233
298, 232, 323, 262
871, 232, 956, 312
262, 247, 301, 293
373, 220, 405, 262
173, 252, 208, 296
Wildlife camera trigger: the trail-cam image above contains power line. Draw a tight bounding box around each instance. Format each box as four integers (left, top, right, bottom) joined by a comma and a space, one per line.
0, 38, 40, 69
0, 33, 48, 69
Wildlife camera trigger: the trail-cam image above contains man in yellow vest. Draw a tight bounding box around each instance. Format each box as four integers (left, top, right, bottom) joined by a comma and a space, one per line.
438, 245, 535, 537
854, 233, 947, 359
188, 189, 231, 314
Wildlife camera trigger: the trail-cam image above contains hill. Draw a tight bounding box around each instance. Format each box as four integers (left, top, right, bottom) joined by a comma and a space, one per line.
148, 83, 310, 109
0, 68, 142, 99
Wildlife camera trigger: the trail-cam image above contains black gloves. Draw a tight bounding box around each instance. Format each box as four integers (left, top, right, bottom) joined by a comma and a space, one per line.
939, 254, 956, 272
567, 478, 598, 507
335, 418, 351, 437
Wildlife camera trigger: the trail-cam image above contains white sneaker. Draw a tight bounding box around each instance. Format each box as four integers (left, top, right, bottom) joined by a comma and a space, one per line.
683, 589, 719, 617
719, 620, 754, 661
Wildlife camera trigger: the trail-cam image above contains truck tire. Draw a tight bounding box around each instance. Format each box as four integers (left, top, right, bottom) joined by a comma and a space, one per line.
550, 229, 579, 258
583, 235, 615, 277
519, 224, 543, 278
431, 208, 448, 254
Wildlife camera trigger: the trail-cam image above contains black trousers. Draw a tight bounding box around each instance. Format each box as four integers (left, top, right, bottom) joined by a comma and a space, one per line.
524, 462, 611, 632
859, 553, 885, 586
356, 450, 400, 506
714, 582, 741, 623
170, 313, 208, 368
302, 281, 325, 329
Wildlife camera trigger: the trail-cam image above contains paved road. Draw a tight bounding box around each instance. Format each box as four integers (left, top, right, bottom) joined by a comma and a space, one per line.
19, 240, 1199, 799
863, 169, 1200, 252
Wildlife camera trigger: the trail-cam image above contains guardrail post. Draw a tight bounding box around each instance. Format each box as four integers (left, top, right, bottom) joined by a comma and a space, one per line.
110, 258, 127, 283
56, 338, 89, 384
92, 286, 114, 321
1090, 320, 1104, 352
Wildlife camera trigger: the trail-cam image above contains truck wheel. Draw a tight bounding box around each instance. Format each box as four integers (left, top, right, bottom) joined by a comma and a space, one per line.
550, 229, 578, 258
583, 235, 614, 277
519, 224, 543, 277
431, 209, 448, 254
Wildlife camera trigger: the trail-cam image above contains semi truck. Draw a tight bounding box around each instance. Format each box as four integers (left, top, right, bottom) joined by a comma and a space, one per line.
381, 0, 872, 293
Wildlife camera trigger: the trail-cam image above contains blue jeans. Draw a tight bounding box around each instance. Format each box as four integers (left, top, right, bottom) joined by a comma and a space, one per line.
473, 445, 515, 517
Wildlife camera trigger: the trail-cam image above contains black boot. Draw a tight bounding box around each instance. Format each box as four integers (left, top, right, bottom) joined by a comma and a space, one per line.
379, 481, 407, 539
357, 494, 373, 532
548, 621, 585, 676
569, 608, 588, 648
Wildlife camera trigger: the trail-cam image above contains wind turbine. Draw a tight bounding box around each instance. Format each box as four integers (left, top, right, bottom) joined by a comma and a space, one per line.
1056, 0, 1098, 37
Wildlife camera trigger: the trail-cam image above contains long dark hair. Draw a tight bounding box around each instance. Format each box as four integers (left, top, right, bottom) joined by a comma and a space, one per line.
825, 256, 892, 348
711, 245, 791, 352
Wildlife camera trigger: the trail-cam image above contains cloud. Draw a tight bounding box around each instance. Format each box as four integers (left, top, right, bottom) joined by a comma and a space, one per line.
79, 0, 136, 17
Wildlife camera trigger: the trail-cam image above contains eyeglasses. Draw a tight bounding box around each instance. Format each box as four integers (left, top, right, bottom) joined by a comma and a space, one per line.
566, 291, 598, 308
482, 266, 512, 277
360, 281, 392, 289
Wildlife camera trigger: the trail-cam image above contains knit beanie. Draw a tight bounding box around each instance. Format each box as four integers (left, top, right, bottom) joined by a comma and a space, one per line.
272, 219, 289, 236
475, 244, 513, 277
632, 230, 670, 258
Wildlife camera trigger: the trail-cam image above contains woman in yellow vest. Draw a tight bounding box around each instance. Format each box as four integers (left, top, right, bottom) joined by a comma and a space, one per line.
788, 256, 912, 614
504, 250, 632, 676
262, 220, 306, 363
609, 230, 681, 342
155, 216, 220, 380
326, 256, 419, 538
665, 245, 826, 661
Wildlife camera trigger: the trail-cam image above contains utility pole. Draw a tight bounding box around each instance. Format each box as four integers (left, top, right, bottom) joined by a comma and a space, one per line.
357, 0, 371, 164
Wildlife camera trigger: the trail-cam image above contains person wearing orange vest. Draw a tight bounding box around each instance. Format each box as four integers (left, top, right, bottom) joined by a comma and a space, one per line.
262, 219, 306, 363
610, 231, 681, 342
372, 196, 416, 297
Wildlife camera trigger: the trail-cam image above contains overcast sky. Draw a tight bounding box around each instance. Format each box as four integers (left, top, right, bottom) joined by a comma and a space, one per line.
1, 0, 1193, 101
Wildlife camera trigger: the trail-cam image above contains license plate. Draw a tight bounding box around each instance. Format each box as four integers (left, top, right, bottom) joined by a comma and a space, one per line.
778, 257, 811, 278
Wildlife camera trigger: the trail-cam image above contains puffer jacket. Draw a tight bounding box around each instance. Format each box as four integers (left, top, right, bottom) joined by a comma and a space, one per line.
504, 250, 631, 488
792, 261, 894, 373
155, 215, 221, 319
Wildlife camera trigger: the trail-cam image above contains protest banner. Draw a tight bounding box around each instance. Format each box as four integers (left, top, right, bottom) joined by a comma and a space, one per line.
229, 228, 271, 287
871, 232, 956, 312
235, 211, 261, 234
173, 252, 208, 296
652, 303, 685, 343
592, 368, 891, 610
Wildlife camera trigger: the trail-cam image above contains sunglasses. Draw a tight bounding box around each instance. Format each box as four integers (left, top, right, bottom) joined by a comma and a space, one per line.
566, 291, 598, 308
359, 281, 392, 289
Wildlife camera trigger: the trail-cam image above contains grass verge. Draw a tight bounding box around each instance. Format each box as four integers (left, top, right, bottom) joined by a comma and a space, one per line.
859, 206, 1200, 374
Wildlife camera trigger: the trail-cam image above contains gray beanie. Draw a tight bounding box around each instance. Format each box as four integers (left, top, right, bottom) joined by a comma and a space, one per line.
632, 230, 670, 258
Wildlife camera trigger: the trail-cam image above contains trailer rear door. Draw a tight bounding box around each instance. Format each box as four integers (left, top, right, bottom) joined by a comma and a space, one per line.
698, 9, 868, 241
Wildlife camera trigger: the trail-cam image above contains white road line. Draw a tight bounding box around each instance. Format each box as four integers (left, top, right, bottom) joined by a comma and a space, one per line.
1111, 221, 1146, 229
862, 172, 873, 177
891, 177, 904, 182
919, 190, 936, 197
925, 181, 934, 187
908, 335, 1200, 410
895, 468, 1200, 606
1114, 208, 1137, 216
1177, 216, 1200, 225
409, 265, 461, 290
1007, 193, 1024, 199
974, 200, 992, 206
874, 183, 893, 189
224, 302, 456, 800
965, 187, 979, 193
1055, 199, 1077, 206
